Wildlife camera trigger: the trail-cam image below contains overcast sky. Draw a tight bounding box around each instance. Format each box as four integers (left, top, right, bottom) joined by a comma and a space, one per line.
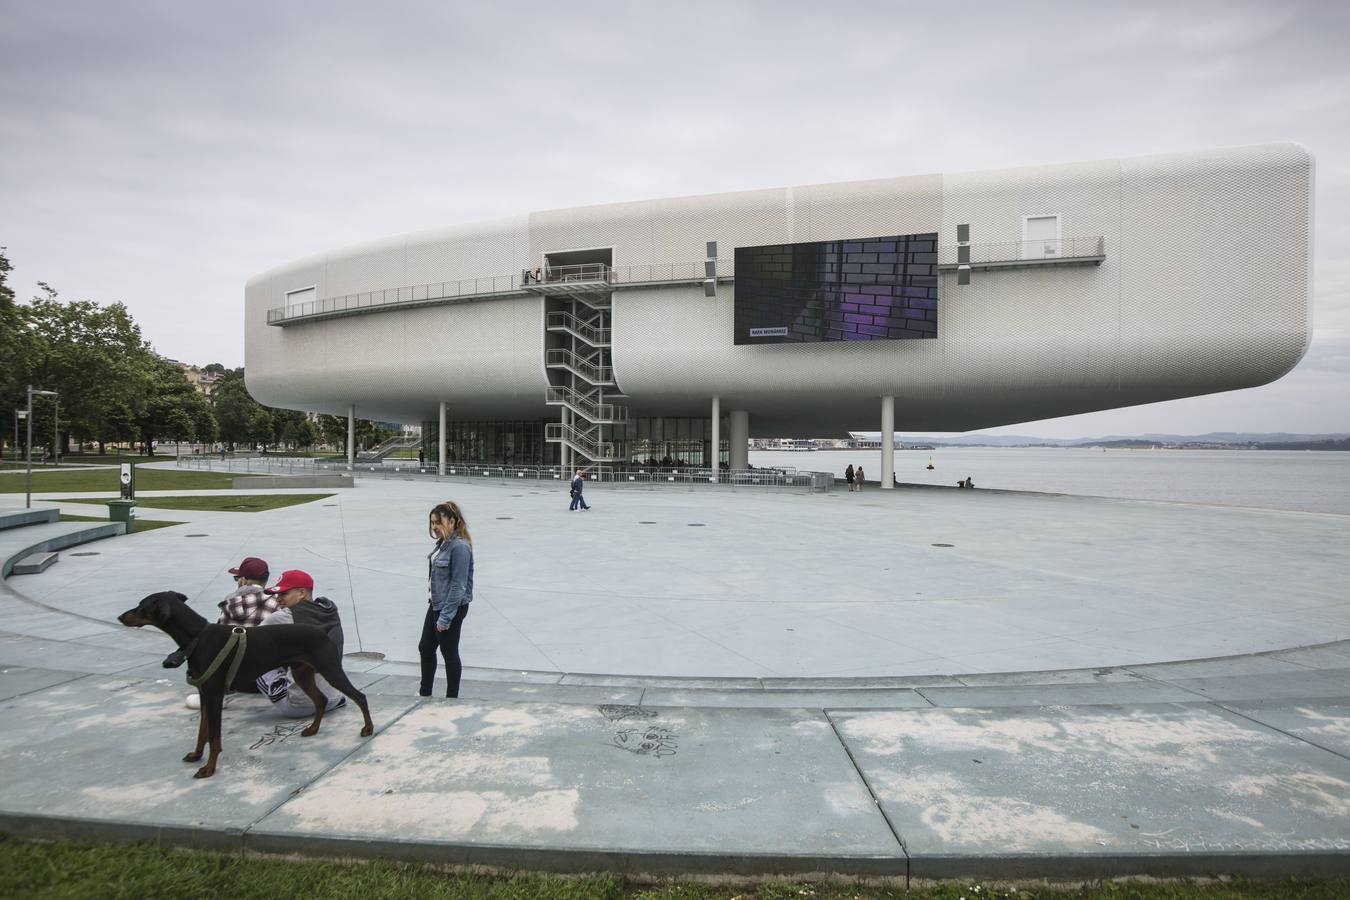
2, 0, 1347, 438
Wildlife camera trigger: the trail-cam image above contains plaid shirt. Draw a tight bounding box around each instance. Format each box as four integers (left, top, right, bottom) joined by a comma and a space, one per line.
217, 584, 279, 627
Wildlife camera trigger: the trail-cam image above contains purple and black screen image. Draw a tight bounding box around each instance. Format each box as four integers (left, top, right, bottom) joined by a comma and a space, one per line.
733, 234, 938, 344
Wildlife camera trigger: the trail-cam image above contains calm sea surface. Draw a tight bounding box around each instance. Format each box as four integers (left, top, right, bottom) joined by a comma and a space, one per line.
748, 447, 1350, 515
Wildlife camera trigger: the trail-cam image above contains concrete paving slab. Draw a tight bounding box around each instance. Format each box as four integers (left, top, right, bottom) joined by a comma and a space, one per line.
642, 688, 933, 709
0, 632, 156, 674
1269, 643, 1350, 670
1148, 670, 1350, 704
914, 680, 1205, 708
252, 701, 904, 873
1221, 699, 1350, 761
831, 703, 1350, 878
1125, 655, 1316, 679
0, 664, 89, 700
0, 671, 417, 841
953, 667, 1144, 687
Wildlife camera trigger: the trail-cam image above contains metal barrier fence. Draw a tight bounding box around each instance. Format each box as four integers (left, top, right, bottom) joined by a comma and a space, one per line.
176, 454, 834, 492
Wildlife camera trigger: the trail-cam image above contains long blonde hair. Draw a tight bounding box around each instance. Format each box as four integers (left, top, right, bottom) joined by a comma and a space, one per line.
429, 500, 473, 548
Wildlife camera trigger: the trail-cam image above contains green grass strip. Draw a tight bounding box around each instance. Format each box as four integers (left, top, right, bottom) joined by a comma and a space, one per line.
54, 493, 334, 513
0, 467, 236, 493
1, 839, 1348, 900
59, 513, 184, 533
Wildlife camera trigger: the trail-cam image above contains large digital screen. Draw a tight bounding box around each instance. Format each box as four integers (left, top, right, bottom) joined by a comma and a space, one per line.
733, 233, 938, 344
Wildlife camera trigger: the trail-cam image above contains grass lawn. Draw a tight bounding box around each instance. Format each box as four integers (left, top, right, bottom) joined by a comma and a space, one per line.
0, 467, 235, 493
55, 493, 334, 512
59, 512, 184, 533
2, 840, 1347, 900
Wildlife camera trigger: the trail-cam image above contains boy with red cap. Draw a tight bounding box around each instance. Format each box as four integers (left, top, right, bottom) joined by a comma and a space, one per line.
255, 569, 348, 716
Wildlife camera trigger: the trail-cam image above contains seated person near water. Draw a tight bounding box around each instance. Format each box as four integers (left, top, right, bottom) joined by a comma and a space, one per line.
255, 569, 348, 716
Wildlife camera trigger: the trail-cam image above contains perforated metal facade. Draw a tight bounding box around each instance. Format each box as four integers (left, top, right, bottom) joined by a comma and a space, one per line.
244, 143, 1313, 435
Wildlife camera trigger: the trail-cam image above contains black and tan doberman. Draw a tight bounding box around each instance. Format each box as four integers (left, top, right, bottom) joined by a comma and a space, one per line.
118, 591, 374, 778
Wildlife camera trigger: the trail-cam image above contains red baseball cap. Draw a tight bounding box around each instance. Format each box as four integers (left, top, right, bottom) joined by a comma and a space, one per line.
264, 569, 314, 594
228, 557, 269, 581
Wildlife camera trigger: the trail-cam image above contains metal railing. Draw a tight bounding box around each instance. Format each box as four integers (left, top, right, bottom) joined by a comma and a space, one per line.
546, 311, 611, 346
175, 454, 832, 492
545, 387, 629, 423
937, 236, 1105, 267
358, 432, 421, 461
267, 259, 735, 326
545, 348, 615, 385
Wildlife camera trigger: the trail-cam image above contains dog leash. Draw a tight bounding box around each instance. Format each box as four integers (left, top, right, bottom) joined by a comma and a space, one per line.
186, 626, 248, 688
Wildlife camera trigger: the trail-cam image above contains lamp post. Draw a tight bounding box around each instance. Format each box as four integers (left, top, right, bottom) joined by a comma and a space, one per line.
25, 386, 58, 509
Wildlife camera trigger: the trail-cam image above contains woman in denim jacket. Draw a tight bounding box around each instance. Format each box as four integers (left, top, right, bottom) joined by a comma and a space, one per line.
418, 500, 475, 698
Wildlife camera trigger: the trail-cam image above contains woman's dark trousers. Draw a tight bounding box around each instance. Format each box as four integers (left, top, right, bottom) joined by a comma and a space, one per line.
418, 604, 468, 697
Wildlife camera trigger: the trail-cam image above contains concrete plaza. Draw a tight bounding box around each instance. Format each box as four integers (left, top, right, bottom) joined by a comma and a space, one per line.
2, 468, 1349, 879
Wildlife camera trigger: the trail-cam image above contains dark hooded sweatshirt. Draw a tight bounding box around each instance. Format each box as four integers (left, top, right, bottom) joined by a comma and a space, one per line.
291, 596, 344, 655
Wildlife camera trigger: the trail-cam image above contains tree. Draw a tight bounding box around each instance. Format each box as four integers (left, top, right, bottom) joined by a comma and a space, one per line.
137, 356, 214, 455
245, 407, 274, 448
212, 370, 262, 449
317, 414, 347, 449
17, 282, 154, 454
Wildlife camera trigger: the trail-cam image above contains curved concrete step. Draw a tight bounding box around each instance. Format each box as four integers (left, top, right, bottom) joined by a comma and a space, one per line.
0, 519, 126, 578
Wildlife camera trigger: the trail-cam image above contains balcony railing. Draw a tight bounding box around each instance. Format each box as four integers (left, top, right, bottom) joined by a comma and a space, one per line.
937, 236, 1105, 270
267, 259, 733, 326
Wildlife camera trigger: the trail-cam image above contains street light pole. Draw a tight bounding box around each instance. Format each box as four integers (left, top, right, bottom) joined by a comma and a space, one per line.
24, 386, 58, 510
53, 395, 59, 466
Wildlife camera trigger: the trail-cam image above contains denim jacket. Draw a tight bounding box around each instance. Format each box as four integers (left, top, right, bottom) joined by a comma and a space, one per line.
428, 536, 474, 628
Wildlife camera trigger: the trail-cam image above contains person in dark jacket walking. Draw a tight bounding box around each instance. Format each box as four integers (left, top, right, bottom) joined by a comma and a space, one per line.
845, 464, 855, 492
569, 468, 591, 510
419, 500, 475, 698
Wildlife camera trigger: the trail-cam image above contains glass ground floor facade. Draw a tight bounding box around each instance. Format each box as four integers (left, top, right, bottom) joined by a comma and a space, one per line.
419, 417, 728, 467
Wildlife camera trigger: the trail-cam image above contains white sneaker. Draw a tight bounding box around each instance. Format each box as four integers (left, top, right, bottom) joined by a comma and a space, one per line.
185, 693, 200, 710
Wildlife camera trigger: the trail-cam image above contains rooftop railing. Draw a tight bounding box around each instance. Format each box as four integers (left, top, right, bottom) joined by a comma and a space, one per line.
267, 259, 733, 326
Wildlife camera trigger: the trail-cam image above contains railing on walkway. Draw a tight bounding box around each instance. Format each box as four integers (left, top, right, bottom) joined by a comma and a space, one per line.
267, 259, 734, 326
937, 236, 1106, 268
176, 454, 832, 492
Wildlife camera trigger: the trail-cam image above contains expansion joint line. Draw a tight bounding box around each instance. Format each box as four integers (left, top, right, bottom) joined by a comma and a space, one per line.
823, 709, 910, 885
335, 500, 364, 653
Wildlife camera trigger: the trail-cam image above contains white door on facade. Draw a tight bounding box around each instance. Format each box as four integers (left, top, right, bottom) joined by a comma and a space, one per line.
1022, 215, 1061, 259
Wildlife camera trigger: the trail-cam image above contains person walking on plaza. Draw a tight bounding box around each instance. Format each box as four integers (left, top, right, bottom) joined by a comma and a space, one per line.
255, 569, 349, 716
419, 500, 475, 698
845, 464, 855, 492
569, 468, 591, 510
856, 465, 865, 490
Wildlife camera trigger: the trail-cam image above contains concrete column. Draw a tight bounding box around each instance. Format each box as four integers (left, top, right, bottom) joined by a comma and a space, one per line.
880, 395, 895, 490
346, 405, 355, 470
710, 396, 720, 475
729, 410, 749, 471
438, 401, 447, 476
561, 409, 570, 471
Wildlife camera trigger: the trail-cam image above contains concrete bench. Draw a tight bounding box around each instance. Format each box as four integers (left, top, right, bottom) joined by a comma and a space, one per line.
12, 551, 58, 575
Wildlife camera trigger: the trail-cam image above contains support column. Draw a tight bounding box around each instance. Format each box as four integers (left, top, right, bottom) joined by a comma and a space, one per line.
346, 405, 355, 470
561, 408, 570, 471
880, 395, 895, 490
710, 396, 720, 476
729, 410, 749, 471
438, 401, 447, 476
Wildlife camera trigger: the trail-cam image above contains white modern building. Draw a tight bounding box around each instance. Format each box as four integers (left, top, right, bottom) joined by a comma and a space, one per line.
245, 143, 1314, 486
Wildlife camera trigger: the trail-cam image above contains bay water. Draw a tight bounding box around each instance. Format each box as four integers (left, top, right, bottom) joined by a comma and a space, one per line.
749, 447, 1350, 515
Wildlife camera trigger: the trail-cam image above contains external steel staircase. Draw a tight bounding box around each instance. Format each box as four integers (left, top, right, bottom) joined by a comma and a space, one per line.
527, 264, 628, 466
